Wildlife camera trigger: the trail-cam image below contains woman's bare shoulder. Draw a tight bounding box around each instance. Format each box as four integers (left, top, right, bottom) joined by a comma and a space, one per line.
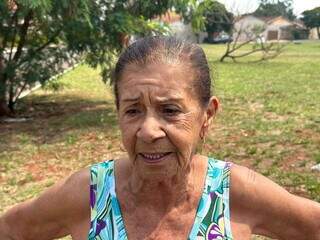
63, 168, 90, 213
229, 163, 320, 239
0, 168, 91, 239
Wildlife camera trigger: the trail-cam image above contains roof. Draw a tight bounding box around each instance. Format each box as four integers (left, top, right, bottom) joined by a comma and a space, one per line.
236, 14, 306, 29
292, 19, 306, 28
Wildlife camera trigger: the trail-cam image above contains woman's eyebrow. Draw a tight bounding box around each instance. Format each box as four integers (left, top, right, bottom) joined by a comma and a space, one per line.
155, 96, 184, 102
121, 96, 140, 102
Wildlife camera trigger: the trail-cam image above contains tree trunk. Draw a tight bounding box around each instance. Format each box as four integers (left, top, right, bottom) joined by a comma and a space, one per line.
317, 27, 320, 40
0, 99, 13, 117
8, 80, 15, 113
8, 98, 15, 113
0, 72, 14, 117
195, 33, 200, 44
220, 53, 227, 62
220, 42, 231, 62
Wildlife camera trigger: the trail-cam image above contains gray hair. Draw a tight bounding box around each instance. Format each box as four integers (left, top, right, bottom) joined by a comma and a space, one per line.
112, 36, 212, 109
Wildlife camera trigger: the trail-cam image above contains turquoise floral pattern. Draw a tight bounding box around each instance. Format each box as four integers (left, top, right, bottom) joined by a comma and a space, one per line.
88, 159, 233, 240
88, 161, 127, 240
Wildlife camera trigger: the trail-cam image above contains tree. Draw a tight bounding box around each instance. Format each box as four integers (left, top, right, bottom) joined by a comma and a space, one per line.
173, 0, 213, 43
203, 1, 233, 41
220, 22, 286, 62
0, 0, 89, 116
172, 0, 233, 43
0, 0, 193, 116
254, 0, 295, 20
301, 7, 320, 39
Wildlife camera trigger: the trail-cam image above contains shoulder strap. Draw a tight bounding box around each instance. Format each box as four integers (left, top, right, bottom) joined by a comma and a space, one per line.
88, 160, 115, 239
222, 161, 233, 239
189, 158, 233, 240
207, 159, 233, 239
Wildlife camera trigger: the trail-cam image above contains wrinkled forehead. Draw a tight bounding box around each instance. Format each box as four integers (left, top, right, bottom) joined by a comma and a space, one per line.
120, 84, 186, 105
120, 62, 194, 81
117, 62, 197, 101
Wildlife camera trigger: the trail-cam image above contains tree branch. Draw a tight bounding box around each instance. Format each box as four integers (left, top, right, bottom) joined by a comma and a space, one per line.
1, 7, 19, 51
8, 13, 19, 61
220, 23, 285, 63
13, 80, 28, 103
13, 10, 33, 62
229, 47, 266, 58
13, 28, 63, 71
34, 28, 63, 54
229, 39, 253, 53
232, 24, 243, 49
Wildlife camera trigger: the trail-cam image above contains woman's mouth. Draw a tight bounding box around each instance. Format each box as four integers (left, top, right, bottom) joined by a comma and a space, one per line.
139, 152, 172, 163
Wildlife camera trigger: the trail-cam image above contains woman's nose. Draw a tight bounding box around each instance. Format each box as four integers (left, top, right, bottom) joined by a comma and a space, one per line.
136, 115, 166, 143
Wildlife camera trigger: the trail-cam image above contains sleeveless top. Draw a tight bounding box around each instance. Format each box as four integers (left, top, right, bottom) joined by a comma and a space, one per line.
88, 158, 233, 240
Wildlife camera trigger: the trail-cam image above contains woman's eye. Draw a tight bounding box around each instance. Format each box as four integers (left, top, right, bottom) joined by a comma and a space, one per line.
125, 109, 140, 116
163, 107, 181, 116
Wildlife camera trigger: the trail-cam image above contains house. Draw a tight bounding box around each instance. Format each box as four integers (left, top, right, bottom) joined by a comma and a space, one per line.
309, 27, 319, 39
233, 14, 266, 42
234, 15, 308, 42
156, 11, 207, 43
265, 17, 308, 40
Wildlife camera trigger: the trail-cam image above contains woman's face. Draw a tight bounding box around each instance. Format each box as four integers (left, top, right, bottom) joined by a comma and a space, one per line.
117, 62, 216, 178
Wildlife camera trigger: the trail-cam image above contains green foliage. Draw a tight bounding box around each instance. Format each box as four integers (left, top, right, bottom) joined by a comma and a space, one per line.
0, 0, 91, 112
254, 0, 295, 20
301, 7, 320, 39
83, 1, 175, 82
174, 0, 212, 33
202, 1, 233, 35
172, 0, 233, 43
302, 7, 320, 29
0, 0, 191, 114
127, 0, 175, 19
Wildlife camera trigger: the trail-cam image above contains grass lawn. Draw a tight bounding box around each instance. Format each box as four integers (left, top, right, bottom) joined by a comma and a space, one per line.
1, 41, 319, 239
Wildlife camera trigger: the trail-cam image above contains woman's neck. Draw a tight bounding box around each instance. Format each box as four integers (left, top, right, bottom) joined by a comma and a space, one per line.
124, 155, 206, 210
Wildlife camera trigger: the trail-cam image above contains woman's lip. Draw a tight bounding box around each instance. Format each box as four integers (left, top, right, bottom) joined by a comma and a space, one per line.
139, 152, 172, 163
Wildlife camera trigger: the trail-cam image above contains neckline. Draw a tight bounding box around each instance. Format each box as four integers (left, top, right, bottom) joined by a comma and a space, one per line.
111, 158, 213, 240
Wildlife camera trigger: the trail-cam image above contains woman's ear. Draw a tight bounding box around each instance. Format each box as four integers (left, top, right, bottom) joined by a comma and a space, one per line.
201, 96, 219, 137
206, 96, 219, 123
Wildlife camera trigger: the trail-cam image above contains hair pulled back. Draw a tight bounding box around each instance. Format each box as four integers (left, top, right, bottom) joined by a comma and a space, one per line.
113, 36, 212, 108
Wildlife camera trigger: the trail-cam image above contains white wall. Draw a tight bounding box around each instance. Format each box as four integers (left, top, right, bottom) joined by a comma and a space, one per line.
169, 22, 207, 43
309, 28, 319, 40
233, 16, 266, 42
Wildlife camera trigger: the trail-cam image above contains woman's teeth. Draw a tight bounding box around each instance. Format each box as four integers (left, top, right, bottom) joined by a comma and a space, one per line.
140, 153, 169, 160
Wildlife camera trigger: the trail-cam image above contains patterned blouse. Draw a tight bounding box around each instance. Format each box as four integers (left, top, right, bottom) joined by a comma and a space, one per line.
88, 158, 233, 240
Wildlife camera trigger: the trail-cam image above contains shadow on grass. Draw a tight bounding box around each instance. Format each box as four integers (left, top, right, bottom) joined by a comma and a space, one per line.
0, 93, 119, 152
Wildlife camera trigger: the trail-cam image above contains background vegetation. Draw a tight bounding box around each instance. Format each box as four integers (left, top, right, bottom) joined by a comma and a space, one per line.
0, 41, 319, 240
0, 0, 202, 115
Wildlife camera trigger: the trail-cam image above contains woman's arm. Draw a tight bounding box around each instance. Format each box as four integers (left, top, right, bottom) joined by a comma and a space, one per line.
0, 168, 90, 240
230, 164, 320, 240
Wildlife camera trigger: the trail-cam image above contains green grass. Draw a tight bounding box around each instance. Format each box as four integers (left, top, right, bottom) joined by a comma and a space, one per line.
1, 41, 320, 240
202, 42, 320, 201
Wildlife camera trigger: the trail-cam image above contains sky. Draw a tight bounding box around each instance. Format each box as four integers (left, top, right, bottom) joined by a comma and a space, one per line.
217, 0, 320, 17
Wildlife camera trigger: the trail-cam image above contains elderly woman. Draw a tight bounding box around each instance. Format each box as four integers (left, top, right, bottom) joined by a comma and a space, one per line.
1, 36, 320, 240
